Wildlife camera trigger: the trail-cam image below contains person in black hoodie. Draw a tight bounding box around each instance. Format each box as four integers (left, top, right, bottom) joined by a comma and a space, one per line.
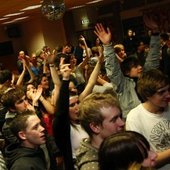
5, 110, 47, 170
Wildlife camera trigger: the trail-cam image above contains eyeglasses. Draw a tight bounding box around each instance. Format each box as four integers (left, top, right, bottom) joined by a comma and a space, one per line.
156, 86, 170, 96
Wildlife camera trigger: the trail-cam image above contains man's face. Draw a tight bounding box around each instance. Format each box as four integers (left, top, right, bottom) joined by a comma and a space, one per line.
128, 65, 143, 78
63, 45, 71, 54
128, 30, 133, 37
138, 42, 145, 52
14, 95, 27, 113
118, 48, 126, 59
22, 115, 46, 148
99, 106, 125, 140
148, 85, 170, 108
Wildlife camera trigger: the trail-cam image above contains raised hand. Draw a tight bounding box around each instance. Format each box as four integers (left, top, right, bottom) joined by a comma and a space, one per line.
79, 35, 85, 41
47, 51, 56, 64
59, 62, 71, 80
94, 23, 112, 45
35, 85, 43, 100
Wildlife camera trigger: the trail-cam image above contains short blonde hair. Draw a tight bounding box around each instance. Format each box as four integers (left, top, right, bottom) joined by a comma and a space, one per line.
79, 93, 120, 137
114, 44, 124, 54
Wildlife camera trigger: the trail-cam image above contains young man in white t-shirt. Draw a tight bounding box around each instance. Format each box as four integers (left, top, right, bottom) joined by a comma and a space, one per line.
126, 69, 170, 170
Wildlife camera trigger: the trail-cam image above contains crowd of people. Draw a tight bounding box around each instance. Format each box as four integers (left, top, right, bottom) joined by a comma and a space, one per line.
0, 18, 170, 170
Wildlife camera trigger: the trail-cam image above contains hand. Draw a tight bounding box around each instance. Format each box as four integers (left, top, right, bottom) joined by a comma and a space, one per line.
25, 100, 35, 112
34, 85, 43, 102
94, 23, 112, 45
47, 52, 56, 64
59, 60, 71, 80
79, 35, 85, 41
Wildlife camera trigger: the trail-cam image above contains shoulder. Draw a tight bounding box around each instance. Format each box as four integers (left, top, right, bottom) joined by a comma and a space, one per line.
10, 157, 45, 170
80, 161, 99, 170
76, 139, 98, 170
127, 104, 143, 120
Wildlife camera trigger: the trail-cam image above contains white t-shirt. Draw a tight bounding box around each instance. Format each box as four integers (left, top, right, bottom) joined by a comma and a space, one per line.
126, 103, 170, 170
70, 124, 89, 158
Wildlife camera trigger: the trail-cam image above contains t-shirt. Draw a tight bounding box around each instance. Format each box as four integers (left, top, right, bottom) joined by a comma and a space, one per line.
126, 103, 170, 170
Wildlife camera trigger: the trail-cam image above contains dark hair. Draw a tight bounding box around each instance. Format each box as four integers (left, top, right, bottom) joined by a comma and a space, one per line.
36, 73, 50, 97
137, 69, 170, 101
10, 110, 36, 140
160, 33, 169, 41
54, 53, 71, 67
99, 131, 150, 170
0, 69, 12, 84
120, 57, 140, 76
1, 87, 25, 109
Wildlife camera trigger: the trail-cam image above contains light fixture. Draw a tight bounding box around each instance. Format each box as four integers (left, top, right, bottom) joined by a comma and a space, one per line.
86, 0, 103, 5
41, 0, 65, 21
21, 5, 42, 11
14, 16, 29, 21
69, 5, 86, 10
2, 20, 16, 25
4, 12, 25, 17
0, 17, 9, 21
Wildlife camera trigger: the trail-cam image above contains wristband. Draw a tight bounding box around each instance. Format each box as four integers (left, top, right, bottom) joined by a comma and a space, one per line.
49, 64, 54, 67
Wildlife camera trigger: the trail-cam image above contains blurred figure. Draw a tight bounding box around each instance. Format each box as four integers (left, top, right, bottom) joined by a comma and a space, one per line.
99, 131, 157, 170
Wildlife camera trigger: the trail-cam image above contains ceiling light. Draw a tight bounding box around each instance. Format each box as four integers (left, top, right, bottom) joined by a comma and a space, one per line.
69, 5, 86, 10
4, 12, 24, 17
41, 0, 65, 20
0, 18, 9, 21
21, 5, 42, 11
2, 20, 16, 25
86, 0, 103, 4
14, 16, 29, 21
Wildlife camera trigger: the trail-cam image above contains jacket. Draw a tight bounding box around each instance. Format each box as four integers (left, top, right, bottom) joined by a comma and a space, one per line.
76, 138, 99, 170
5, 143, 47, 170
104, 34, 160, 117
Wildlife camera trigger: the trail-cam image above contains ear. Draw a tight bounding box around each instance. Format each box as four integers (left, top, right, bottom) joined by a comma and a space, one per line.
89, 122, 101, 134
9, 107, 16, 112
18, 131, 26, 140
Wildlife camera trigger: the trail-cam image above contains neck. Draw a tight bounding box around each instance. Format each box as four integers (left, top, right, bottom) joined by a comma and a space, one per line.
21, 142, 38, 149
143, 102, 164, 114
90, 135, 103, 149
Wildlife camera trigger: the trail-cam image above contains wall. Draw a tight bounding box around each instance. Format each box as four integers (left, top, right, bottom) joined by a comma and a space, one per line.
42, 17, 66, 49
0, 16, 67, 70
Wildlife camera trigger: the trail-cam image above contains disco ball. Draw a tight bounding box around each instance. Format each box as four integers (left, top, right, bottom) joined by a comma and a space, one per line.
41, 0, 65, 21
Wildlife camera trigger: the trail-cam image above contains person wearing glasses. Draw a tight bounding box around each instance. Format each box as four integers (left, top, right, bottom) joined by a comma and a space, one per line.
126, 69, 170, 170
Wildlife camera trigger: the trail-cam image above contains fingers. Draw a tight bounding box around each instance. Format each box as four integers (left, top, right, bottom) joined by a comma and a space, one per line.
94, 23, 104, 36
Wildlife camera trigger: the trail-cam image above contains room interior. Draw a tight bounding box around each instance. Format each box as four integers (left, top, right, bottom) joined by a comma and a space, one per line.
0, 0, 169, 70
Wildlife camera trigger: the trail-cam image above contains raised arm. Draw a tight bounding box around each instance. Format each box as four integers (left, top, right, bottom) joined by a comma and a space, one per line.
143, 16, 160, 71
16, 58, 26, 86
94, 23, 125, 93
78, 35, 90, 69
79, 47, 103, 101
53, 63, 75, 170
48, 51, 61, 106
